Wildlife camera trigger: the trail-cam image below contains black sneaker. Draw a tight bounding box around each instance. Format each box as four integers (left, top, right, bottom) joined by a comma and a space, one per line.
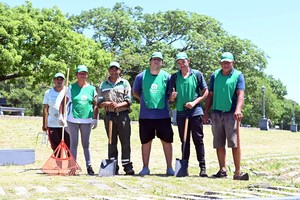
212, 169, 227, 178
233, 172, 249, 181
87, 165, 94, 175
199, 168, 208, 177
123, 162, 135, 175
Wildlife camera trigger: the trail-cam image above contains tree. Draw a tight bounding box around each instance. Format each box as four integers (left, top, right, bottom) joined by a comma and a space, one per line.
0, 2, 110, 84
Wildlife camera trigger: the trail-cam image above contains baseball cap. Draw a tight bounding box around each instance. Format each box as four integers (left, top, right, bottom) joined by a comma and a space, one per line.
54, 72, 65, 79
220, 52, 234, 62
76, 65, 88, 73
109, 61, 120, 69
176, 52, 188, 61
150, 52, 163, 60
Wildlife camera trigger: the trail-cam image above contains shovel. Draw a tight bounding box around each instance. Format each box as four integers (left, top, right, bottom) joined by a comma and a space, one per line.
98, 113, 117, 177
174, 117, 189, 177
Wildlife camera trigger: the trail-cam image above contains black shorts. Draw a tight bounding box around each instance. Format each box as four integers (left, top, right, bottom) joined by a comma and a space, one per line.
139, 118, 174, 144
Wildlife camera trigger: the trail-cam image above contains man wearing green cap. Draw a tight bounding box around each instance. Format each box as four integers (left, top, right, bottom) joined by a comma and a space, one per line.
43, 72, 70, 152
169, 52, 209, 177
133, 52, 175, 176
98, 61, 134, 175
204, 52, 248, 180
59, 65, 98, 175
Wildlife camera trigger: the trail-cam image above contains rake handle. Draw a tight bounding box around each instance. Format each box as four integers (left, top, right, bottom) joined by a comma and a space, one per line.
61, 68, 70, 141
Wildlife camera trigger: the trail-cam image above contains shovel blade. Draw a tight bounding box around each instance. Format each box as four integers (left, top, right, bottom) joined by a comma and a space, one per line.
98, 159, 117, 177
174, 158, 188, 177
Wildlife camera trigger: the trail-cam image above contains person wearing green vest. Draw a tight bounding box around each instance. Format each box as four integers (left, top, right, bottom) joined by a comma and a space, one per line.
203, 52, 248, 180
58, 65, 98, 175
98, 61, 134, 175
133, 52, 175, 176
169, 52, 209, 177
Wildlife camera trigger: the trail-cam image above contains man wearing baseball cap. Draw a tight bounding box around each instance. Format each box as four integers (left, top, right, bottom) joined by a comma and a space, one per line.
133, 52, 175, 176
43, 72, 70, 153
98, 61, 134, 175
169, 52, 209, 177
204, 52, 248, 180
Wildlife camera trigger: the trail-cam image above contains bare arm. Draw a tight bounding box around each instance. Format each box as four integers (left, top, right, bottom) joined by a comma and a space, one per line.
203, 91, 213, 124
133, 91, 140, 100
234, 89, 244, 121
185, 88, 208, 109
93, 96, 99, 119
59, 96, 69, 115
42, 104, 49, 131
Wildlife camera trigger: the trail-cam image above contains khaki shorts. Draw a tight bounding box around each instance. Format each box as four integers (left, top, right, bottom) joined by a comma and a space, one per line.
211, 111, 237, 148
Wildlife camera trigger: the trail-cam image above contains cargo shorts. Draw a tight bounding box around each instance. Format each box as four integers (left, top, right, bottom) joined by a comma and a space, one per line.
211, 110, 237, 148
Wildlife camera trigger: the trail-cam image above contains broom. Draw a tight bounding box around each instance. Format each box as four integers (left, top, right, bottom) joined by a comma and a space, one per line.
42, 68, 82, 176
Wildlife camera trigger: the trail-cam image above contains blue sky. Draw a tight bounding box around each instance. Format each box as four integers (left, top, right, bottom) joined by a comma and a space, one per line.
2, 0, 300, 104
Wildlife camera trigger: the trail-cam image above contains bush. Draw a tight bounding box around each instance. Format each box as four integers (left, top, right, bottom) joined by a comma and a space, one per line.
129, 103, 140, 121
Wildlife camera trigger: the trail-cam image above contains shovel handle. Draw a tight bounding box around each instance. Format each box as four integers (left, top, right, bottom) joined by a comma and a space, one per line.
183, 118, 189, 143
108, 120, 113, 145
181, 118, 189, 159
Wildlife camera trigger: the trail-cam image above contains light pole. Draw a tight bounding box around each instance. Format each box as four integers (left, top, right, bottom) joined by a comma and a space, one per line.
290, 100, 298, 132
259, 85, 269, 130
262, 85, 266, 119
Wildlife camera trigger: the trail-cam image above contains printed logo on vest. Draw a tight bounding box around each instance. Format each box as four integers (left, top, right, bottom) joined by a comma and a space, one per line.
150, 83, 158, 94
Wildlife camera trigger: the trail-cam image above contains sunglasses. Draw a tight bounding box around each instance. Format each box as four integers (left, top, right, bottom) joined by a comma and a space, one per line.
55, 78, 64, 81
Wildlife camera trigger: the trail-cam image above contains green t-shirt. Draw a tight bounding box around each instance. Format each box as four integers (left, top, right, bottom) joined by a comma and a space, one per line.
70, 83, 95, 118
212, 69, 241, 112
142, 69, 169, 109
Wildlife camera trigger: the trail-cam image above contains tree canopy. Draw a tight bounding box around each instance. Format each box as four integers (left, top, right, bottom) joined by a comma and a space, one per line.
0, 2, 298, 129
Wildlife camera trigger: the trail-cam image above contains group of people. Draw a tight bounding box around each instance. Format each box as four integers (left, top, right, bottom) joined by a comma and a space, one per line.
42, 51, 248, 180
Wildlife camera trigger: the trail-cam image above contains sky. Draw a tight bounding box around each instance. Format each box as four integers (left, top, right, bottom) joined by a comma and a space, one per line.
2, 0, 300, 104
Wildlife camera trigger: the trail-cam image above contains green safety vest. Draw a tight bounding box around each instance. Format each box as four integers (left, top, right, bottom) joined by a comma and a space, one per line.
142, 69, 168, 109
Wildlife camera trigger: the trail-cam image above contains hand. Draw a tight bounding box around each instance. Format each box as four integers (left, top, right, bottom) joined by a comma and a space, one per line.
170, 87, 177, 101
58, 114, 66, 126
185, 101, 195, 109
234, 111, 243, 121
91, 119, 98, 129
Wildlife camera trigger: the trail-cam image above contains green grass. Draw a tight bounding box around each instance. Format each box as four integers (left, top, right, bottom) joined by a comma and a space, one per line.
0, 116, 300, 199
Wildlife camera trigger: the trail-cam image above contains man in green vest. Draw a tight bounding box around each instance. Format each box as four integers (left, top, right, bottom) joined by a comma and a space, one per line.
169, 52, 209, 177
133, 52, 175, 176
204, 52, 248, 180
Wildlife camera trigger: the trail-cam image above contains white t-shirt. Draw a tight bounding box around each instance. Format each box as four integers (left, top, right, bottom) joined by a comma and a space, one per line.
43, 87, 66, 127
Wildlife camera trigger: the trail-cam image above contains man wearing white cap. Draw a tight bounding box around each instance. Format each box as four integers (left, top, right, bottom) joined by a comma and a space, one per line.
98, 61, 134, 175
43, 72, 70, 152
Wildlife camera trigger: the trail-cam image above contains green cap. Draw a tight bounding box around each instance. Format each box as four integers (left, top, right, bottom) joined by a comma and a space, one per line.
175, 52, 188, 61
76, 65, 88, 73
220, 52, 234, 62
150, 52, 163, 60
109, 61, 120, 69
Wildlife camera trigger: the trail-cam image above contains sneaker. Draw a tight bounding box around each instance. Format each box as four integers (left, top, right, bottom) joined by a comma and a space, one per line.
233, 172, 249, 181
166, 167, 175, 176
212, 169, 227, 178
139, 167, 150, 176
199, 168, 208, 177
123, 163, 135, 175
87, 165, 94, 175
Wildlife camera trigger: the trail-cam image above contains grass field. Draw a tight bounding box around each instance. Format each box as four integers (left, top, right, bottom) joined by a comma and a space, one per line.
0, 116, 300, 199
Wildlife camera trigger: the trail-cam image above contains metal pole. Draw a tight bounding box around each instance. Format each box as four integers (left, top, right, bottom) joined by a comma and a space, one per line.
292, 100, 295, 125
262, 85, 266, 119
